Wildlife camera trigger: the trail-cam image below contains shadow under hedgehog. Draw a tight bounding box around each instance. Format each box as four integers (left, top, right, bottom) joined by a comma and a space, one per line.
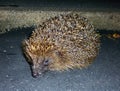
22, 13, 100, 78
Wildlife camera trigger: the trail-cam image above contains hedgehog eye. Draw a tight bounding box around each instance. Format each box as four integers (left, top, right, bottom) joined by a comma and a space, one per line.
43, 59, 49, 66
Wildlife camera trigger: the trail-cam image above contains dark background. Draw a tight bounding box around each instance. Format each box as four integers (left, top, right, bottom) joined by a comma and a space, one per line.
0, 0, 120, 11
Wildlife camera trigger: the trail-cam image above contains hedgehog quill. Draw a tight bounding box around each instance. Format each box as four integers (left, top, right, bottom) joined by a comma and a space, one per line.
22, 13, 100, 78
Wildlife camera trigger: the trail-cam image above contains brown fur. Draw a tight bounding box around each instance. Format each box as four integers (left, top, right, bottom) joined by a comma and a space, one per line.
22, 13, 100, 77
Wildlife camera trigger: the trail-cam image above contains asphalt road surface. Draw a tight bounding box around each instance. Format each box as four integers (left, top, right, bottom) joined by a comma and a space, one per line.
0, 28, 120, 91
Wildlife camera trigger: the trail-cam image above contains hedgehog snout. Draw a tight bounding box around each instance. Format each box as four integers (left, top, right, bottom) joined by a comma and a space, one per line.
31, 59, 50, 78
31, 65, 42, 78
32, 71, 41, 78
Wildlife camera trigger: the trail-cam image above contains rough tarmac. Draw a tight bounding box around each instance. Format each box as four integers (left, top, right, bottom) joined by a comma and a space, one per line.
0, 28, 120, 91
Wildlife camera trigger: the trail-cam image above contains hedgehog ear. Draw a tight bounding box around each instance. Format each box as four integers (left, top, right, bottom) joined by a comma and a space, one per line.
55, 50, 63, 57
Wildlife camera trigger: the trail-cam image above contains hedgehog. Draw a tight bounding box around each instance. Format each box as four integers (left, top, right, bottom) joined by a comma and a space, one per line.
22, 13, 100, 78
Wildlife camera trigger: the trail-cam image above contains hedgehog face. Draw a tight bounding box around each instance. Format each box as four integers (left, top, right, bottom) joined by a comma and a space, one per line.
25, 49, 56, 78
30, 55, 53, 78
24, 48, 69, 78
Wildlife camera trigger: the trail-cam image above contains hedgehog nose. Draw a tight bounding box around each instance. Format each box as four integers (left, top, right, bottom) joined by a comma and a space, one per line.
32, 73, 39, 78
